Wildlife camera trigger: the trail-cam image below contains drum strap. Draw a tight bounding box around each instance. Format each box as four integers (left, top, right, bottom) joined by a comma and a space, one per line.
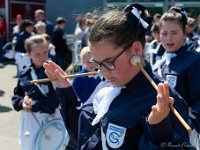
30, 67, 47, 97
101, 127, 108, 150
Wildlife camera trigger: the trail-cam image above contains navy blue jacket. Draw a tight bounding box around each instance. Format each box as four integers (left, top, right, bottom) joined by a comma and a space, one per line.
12, 64, 59, 114
153, 44, 200, 133
56, 64, 194, 150
72, 68, 101, 103
14, 31, 34, 53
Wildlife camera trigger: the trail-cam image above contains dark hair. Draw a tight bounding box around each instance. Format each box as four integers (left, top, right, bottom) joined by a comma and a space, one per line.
159, 6, 187, 31
21, 19, 33, 30
151, 23, 160, 33
35, 9, 45, 15
42, 33, 51, 42
56, 17, 66, 24
89, 3, 152, 49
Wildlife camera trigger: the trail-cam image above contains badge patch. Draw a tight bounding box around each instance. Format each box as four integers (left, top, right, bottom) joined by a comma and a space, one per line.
106, 123, 126, 149
166, 75, 177, 88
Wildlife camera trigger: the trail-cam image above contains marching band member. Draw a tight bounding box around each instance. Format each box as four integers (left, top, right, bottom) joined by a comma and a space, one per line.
44, 4, 194, 149
12, 35, 63, 150
153, 6, 200, 149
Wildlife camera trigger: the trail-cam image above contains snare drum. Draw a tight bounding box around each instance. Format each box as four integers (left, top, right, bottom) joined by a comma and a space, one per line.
35, 119, 69, 150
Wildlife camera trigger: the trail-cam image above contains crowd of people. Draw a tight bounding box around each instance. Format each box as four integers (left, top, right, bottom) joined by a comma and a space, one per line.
0, 2, 200, 150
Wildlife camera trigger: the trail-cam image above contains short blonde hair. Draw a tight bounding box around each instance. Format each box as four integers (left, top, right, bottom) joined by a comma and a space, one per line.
25, 34, 47, 53
35, 21, 46, 31
80, 46, 91, 62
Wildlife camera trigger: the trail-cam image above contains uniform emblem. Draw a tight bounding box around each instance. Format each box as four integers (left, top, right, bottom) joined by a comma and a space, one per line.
106, 123, 126, 148
166, 75, 177, 88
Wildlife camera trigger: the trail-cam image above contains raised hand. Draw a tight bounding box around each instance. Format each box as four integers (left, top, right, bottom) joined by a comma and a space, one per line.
148, 82, 174, 125
43, 61, 72, 88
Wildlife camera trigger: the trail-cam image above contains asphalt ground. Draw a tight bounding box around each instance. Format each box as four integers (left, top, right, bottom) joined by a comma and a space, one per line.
0, 60, 20, 150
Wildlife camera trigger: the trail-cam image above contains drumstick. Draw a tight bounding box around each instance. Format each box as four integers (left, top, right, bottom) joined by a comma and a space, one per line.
24, 92, 30, 136
30, 71, 98, 84
136, 61, 192, 135
24, 111, 30, 136
31, 111, 50, 140
30, 111, 50, 140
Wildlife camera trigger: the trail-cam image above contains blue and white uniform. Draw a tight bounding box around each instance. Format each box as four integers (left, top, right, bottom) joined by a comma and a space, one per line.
56, 63, 194, 150
153, 44, 200, 134
12, 64, 62, 150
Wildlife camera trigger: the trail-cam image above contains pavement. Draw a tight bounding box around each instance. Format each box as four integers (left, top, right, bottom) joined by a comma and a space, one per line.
0, 60, 20, 150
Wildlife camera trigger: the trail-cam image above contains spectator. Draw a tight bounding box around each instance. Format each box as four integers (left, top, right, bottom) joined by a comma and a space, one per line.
81, 13, 95, 48
0, 15, 6, 68
52, 17, 72, 70
14, 19, 34, 75
0, 15, 6, 45
12, 14, 23, 49
153, 13, 161, 23
42, 33, 56, 60
72, 46, 101, 103
148, 23, 164, 66
34, 21, 46, 35
186, 17, 199, 40
34, 9, 54, 38
13, 14, 23, 38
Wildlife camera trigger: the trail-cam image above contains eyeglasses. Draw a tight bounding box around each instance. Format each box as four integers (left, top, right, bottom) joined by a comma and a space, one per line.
89, 47, 129, 70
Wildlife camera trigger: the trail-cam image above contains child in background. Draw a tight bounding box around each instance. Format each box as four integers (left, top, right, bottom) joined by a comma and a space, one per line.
153, 6, 200, 149
12, 35, 63, 150
72, 46, 101, 103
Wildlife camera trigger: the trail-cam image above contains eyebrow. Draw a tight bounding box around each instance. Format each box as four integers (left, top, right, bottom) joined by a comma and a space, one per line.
92, 50, 121, 63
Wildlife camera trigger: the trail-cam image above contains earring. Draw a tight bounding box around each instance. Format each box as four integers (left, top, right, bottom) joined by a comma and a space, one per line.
130, 54, 141, 66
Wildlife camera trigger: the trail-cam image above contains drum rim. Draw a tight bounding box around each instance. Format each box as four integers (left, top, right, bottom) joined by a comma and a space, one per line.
35, 119, 69, 150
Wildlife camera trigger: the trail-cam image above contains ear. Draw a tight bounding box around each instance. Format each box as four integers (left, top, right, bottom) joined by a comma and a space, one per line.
131, 41, 143, 57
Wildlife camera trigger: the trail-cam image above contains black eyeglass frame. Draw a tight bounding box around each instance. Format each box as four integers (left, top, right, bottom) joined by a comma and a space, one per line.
89, 45, 131, 70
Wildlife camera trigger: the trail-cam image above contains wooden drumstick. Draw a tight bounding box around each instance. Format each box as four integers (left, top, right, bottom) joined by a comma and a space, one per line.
131, 56, 192, 135
24, 93, 49, 139
31, 111, 50, 140
30, 71, 98, 84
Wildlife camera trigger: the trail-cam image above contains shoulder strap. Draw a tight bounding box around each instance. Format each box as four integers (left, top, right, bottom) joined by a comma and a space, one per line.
30, 67, 47, 97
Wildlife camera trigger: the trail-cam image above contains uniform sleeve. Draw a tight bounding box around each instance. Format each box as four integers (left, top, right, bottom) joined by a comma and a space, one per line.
12, 80, 25, 111
14, 34, 24, 52
55, 87, 80, 138
30, 86, 60, 114
188, 59, 200, 133
139, 93, 196, 150
72, 77, 82, 100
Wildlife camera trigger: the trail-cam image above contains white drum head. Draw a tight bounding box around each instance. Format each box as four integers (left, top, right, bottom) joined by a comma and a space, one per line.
35, 119, 69, 150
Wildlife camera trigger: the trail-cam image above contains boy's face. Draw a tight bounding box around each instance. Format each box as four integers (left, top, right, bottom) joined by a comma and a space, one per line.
28, 42, 49, 68
26, 25, 34, 33
37, 26, 46, 34
59, 23, 65, 29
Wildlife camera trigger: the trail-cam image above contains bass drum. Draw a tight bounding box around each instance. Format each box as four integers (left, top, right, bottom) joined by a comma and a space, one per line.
35, 119, 69, 150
